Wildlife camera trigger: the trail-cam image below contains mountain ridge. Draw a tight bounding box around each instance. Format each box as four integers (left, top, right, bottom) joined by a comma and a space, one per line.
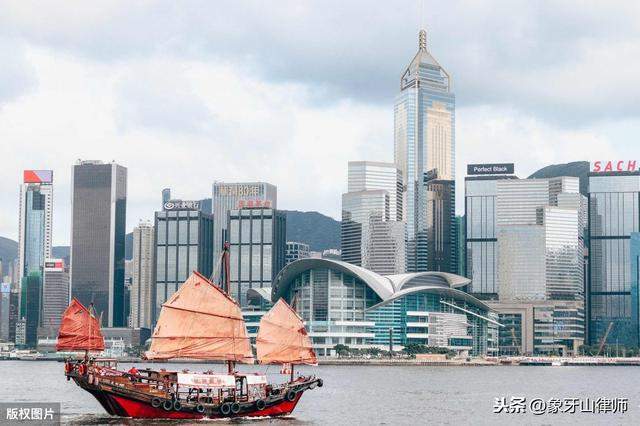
0, 210, 341, 264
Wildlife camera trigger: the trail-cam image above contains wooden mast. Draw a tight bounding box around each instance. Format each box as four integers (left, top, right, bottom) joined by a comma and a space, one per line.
223, 241, 235, 374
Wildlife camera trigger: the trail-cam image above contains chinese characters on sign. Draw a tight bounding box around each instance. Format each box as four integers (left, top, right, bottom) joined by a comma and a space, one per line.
1, 402, 60, 425
493, 397, 628, 415
163, 200, 200, 211
215, 184, 263, 197
236, 199, 271, 209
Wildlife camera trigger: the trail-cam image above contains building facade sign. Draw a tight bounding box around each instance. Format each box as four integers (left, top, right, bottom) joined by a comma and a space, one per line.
467, 163, 515, 176
237, 199, 271, 209
163, 200, 200, 211
44, 259, 64, 272
23, 170, 53, 184
591, 160, 638, 173
214, 184, 263, 197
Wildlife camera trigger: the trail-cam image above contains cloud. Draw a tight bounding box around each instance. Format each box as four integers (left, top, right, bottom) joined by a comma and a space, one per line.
1, 1, 639, 125
0, 38, 36, 105
0, 2, 639, 245
0, 47, 391, 244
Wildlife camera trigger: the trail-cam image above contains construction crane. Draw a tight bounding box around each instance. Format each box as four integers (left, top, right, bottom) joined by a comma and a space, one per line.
597, 322, 614, 356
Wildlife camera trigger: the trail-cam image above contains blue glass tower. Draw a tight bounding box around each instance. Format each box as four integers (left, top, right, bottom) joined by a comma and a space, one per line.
394, 30, 455, 272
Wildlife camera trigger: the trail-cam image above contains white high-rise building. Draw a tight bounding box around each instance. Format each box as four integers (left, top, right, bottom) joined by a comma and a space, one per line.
484, 175, 586, 356
347, 162, 402, 221
496, 177, 584, 301
131, 222, 155, 329
42, 259, 69, 335
341, 162, 405, 275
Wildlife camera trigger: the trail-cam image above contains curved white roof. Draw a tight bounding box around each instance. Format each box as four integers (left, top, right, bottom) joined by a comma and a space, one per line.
272, 258, 395, 301
272, 258, 487, 311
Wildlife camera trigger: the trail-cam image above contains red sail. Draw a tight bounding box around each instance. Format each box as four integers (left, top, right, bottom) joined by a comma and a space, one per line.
257, 298, 317, 365
145, 272, 254, 363
56, 298, 105, 352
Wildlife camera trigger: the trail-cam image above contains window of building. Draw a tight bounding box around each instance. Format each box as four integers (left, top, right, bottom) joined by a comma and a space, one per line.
189, 220, 199, 244
167, 220, 177, 244
178, 219, 188, 244
262, 245, 272, 281
156, 246, 166, 281
178, 246, 188, 281
241, 220, 250, 244
188, 245, 198, 275
157, 219, 166, 244
167, 246, 177, 281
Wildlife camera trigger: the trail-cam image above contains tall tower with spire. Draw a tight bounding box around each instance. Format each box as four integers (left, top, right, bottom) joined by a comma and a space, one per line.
394, 29, 456, 273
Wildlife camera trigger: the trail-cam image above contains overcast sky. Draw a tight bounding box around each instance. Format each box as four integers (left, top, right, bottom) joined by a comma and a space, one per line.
1, 1, 639, 245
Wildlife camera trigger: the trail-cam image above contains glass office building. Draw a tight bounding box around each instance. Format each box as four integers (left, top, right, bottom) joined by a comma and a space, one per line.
272, 258, 498, 357
464, 175, 517, 299
18, 170, 53, 330
19, 271, 42, 347
630, 233, 640, 347
285, 241, 310, 265
394, 30, 455, 273
227, 207, 286, 307
212, 182, 277, 264
0, 282, 10, 342
469, 174, 586, 354
153, 204, 213, 324
588, 171, 640, 346
424, 176, 456, 273
71, 161, 127, 327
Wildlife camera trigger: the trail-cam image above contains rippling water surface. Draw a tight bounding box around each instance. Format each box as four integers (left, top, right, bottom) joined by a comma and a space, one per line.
1, 361, 639, 425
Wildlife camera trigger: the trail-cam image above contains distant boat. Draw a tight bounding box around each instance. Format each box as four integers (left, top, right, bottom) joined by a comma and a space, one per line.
58, 245, 322, 419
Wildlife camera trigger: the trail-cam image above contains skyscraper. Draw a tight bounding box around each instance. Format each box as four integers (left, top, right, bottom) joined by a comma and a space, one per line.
394, 30, 455, 273
227, 207, 286, 307
131, 222, 155, 329
347, 162, 403, 221
18, 170, 53, 315
212, 182, 277, 264
465, 167, 518, 299
42, 259, 69, 336
0, 282, 10, 342
153, 200, 213, 324
71, 160, 127, 327
341, 162, 405, 275
588, 166, 640, 347
483, 175, 586, 355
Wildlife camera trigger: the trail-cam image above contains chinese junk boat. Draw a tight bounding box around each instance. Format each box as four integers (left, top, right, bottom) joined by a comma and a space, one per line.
60, 251, 322, 419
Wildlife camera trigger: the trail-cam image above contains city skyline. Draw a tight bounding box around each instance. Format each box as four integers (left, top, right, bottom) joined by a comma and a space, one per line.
1, 3, 638, 245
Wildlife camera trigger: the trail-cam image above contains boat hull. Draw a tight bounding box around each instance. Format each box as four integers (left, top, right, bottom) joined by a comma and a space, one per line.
68, 370, 317, 420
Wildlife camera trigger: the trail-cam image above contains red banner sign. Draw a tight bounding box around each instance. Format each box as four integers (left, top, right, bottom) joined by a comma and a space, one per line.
591, 160, 638, 173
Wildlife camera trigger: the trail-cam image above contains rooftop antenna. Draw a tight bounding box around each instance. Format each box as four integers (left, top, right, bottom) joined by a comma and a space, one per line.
419, 0, 427, 50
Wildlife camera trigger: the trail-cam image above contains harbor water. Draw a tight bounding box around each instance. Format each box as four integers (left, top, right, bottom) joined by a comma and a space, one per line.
1, 361, 639, 425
